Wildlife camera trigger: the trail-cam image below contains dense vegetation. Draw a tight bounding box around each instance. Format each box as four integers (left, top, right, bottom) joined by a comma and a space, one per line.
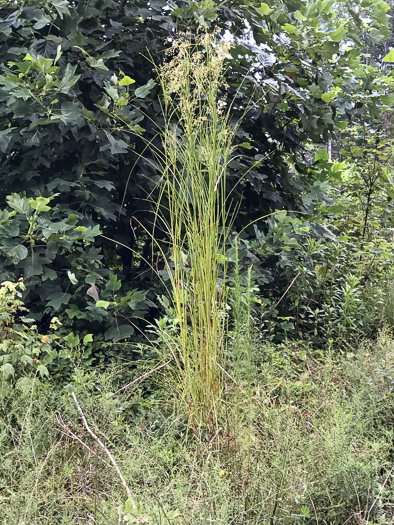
0, 0, 394, 523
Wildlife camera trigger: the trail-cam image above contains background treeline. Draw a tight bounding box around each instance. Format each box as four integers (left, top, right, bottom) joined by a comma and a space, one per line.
1, 1, 394, 523
0, 0, 393, 356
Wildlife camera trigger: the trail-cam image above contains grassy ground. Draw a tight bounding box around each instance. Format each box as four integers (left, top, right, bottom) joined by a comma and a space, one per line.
0, 334, 393, 524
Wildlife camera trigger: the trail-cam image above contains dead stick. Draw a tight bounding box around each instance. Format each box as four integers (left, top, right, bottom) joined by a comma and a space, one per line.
268, 272, 300, 317
208, 427, 223, 448
206, 427, 223, 461
105, 359, 172, 401
71, 391, 136, 509
56, 413, 108, 465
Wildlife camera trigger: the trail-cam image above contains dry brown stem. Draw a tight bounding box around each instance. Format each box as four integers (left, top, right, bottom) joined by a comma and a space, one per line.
71, 391, 136, 509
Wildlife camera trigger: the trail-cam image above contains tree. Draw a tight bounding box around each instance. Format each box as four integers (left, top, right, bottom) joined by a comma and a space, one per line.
0, 0, 390, 346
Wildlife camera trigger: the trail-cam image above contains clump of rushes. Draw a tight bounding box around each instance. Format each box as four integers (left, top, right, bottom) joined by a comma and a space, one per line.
152, 34, 238, 425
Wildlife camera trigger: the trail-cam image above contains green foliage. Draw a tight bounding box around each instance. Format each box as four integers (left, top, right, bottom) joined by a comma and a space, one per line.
277, 235, 392, 346
0, 280, 59, 384
0, 333, 393, 523
1, 3, 394, 523
0, 193, 152, 344
0, 0, 391, 346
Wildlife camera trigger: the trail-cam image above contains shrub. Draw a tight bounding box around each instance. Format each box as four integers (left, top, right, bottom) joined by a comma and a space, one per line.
0, 279, 60, 386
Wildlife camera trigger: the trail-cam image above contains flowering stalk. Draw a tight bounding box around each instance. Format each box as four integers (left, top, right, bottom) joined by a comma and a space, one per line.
153, 34, 237, 424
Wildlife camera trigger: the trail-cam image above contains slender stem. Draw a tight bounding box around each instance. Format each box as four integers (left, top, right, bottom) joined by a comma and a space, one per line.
71, 392, 136, 508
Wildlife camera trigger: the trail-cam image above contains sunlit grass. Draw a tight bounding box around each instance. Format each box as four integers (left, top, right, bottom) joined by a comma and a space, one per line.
151, 34, 238, 424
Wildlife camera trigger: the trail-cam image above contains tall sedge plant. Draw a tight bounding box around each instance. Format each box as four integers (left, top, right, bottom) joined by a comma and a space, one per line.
152, 34, 238, 423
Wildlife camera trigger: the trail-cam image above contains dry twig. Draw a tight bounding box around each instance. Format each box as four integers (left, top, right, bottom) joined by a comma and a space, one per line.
71, 391, 136, 509
56, 413, 108, 465
268, 272, 300, 317
105, 358, 172, 401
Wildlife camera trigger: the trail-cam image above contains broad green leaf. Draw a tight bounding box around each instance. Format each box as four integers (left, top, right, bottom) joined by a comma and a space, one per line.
315, 148, 330, 161
101, 131, 129, 155
104, 324, 134, 342
127, 290, 148, 309
369, 27, 389, 44
37, 364, 49, 377
321, 87, 341, 103
327, 204, 346, 214
6, 193, 30, 214
317, 0, 334, 14
29, 197, 52, 213
0, 363, 14, 379
171, 7, 184, 15
216, 253, 228, 264
50, 0, 70, 19
0, 128, 15, 153
106, 273, 121, 292
257, 3, 273, 15
134, 79, 156, 98
96, 300, 111, 309
329, 25, 347, 42
350, 145, 363, 157
376, 1, 390, 13
60, 101, 83, 125
77, 224, 101, 242
16, 376, 34, 393
105, 84, 119, 101
41, 266, 57, 282
321, 41, 339, 59
85, 272, 100, 284
382, 50, 394, 62
46, 292, 71, 310
23, 53, 36, 63
282, 24, 298, 34
8, 244, 28, 263
119, 76, 135, 86
58, 63, 80, 93
36, 55, 56, 74
65, 304, 85, 319
83, 334, 93, 345
21, 355, 34, 366
64, 332, 80, 347
380, 95, 394, 104
86, 56, 108, 73
34, 16, 52, 29
296, 12, 307, 21
275, 210, 287, 222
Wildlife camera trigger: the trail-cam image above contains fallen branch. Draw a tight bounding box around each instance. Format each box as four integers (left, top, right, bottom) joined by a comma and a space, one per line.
105, 358, 173, 401
268, 272, 300, 317
208, 426, 223, 448
71, 391, 136, 509
56, 413, 108, 465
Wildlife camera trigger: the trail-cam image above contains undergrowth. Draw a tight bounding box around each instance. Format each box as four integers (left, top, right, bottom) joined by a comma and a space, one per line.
0, 333, 393, 524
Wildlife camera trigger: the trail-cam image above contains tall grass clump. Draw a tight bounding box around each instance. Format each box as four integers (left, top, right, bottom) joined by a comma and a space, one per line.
151, 34, 238, 424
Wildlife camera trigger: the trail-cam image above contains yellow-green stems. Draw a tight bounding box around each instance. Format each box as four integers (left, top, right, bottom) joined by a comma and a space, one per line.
153, 34, 237, 424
